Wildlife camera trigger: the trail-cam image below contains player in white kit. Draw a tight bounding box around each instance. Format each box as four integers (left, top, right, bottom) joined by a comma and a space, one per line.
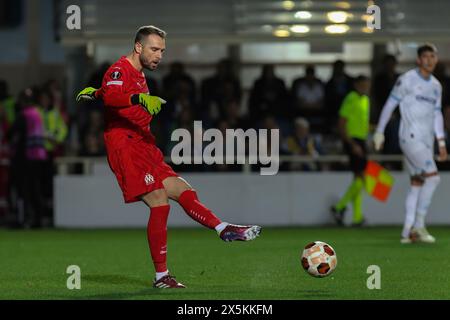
374, 44, 447, 244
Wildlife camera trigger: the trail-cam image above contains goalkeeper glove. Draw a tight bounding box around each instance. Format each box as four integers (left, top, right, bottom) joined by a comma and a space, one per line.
373, 132, 385, 151
76, 87, 98, 102
132, 93, 166, 115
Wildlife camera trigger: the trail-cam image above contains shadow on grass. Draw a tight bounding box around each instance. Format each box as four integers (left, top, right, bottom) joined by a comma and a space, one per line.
82, 274, 150, 287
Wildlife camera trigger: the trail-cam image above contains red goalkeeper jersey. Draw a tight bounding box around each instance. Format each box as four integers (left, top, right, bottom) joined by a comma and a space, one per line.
98, 56, 155, 148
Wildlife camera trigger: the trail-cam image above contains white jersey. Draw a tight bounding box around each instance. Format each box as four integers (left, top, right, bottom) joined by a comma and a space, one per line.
390, 69, 442, 146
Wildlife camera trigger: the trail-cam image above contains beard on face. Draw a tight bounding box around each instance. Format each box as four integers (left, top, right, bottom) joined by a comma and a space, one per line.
139, 53, 157, 71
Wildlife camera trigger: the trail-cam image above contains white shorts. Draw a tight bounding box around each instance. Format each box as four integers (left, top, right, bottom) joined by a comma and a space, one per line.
399, 135, 437, 176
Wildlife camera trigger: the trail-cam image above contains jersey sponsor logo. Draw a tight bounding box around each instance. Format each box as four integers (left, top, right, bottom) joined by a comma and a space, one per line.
415, 95, 436, 105
144, 173, 155, 185
110, 70, 122, 80
106, 80, 123, 86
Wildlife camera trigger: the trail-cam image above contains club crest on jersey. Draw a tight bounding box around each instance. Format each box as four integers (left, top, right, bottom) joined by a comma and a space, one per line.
144, 173, 155, 185
110, 71, 122, 80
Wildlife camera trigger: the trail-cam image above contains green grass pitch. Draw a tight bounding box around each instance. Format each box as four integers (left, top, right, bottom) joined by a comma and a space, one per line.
1, 226, 450, 300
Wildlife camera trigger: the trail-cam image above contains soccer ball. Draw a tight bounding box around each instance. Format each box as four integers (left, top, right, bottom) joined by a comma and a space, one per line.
301, 241, 337, 277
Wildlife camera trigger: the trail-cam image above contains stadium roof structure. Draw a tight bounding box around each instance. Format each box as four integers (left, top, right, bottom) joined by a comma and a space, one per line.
57, 0, 450, 45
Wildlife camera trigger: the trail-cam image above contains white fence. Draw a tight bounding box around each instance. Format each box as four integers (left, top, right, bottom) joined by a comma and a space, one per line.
52, 156, 450, 228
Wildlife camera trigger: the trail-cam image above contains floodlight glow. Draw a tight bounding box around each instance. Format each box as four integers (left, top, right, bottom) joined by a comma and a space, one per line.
324, 24, 350, 34
290, 25, 310, 33
282, 1, 295, 10
295, 11, 312, 19
327, 11, 349, 23
273, 29, 291, 37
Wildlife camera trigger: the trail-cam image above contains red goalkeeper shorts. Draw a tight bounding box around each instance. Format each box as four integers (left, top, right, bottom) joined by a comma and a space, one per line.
106, 138, 178, 203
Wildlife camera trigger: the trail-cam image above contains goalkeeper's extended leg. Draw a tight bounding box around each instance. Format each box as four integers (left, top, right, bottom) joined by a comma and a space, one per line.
163, 177, 261, 242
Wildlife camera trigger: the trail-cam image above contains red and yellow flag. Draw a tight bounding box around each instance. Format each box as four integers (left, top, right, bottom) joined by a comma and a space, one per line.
364, 160, 394, 202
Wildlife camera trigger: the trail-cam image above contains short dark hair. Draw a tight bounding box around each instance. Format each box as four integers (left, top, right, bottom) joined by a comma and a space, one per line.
134, 25, 166, 44
355, 75, 370, 83
333, 60, 345, 68
305, 65, 315, 75
417, 44, 437, 57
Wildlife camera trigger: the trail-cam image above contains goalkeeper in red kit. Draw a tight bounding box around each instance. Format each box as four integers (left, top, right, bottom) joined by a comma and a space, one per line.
76, 26, 261, 289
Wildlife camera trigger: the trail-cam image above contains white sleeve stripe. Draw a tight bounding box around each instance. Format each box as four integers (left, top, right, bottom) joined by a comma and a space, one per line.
390, 94, 401, 101
107, 81, 123, 86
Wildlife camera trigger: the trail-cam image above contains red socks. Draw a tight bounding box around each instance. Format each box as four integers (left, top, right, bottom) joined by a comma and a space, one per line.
147, 191, 220, 273
147, 205, 170, 273
178, 190, 221, 229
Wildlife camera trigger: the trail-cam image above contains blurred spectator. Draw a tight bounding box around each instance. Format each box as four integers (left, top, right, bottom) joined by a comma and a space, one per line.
162, 61, 196, 105
79, 110, 105, 156
324, 60, 353, 133
253, 115, 288, 172
87, 62, 111, 89
165, 105, 195, 154
283, 117, 322, 171
222, 99, 249, 130
159, 92, 197, 151
7, 88, 47, 228
291, 65, 325, 132
79, 63, 111, 135
159, 62, 197, 142
44, 79, 68, 121
260, 114, 280, 131
165, 106, 205, 172
146, 75, 160, 97
38, 87, 68, 157
248, 64, 289, 123
201, 58, 241, 123
37, 87, 69, 225
0, 80, 16, 138
372, 54, 400, 123
211, 119, 241, 172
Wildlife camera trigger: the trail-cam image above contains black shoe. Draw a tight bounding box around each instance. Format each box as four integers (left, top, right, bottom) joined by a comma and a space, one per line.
330, 206, 346, 226
351, 218, 367, 228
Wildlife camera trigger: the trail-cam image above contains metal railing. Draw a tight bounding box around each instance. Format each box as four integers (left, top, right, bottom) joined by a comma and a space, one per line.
43, 154, 410, 175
